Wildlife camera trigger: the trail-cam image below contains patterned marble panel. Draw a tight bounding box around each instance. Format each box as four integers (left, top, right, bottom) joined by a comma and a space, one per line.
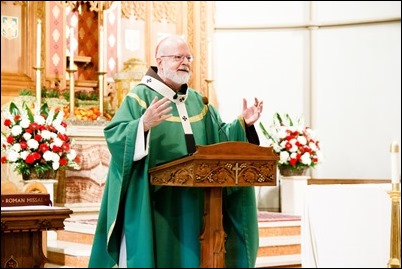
60, 135, 110, 204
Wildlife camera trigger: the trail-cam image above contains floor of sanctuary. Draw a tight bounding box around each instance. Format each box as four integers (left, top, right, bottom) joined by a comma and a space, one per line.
45, 210, 301, 268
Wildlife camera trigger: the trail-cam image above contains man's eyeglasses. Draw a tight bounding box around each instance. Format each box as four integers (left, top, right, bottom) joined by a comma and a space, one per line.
160, 55, 193, 63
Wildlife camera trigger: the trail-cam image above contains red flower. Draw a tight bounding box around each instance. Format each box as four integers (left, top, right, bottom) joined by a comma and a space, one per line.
4, 119, 12, 127
7, 136, 14, 144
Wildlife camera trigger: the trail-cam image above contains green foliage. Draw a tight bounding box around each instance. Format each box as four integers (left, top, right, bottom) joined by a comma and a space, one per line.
76, 91, 99, 101
19, 89, 33, 96
62, 91, 70, 100
41, 86, 60, 98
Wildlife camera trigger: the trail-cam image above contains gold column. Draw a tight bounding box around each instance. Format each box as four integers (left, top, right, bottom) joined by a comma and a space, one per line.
388, 141, 401, 268
387, 183, 401, 268
67, 69, 77, 119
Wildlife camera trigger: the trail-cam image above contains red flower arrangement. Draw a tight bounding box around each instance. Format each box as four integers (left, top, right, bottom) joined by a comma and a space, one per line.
259, 112, 323, 173
1, 102, 80, 179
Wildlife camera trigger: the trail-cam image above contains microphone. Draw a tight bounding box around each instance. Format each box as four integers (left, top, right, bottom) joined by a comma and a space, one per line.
203, 97, 229, 142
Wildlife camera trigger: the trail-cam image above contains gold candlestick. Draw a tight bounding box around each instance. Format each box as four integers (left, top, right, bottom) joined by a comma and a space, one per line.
33, 66, 44, 109
97, 71, 107, 121
387, 183, 401, 268
67, 68, 77, 119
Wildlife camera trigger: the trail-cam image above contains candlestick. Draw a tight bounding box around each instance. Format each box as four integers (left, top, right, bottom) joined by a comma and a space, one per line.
36, 19, 41, 68
35, 69, 41, 109
387, 183, 401, 268
97, 71, 107, 121
99, 26, 104, 72
390, 141, 400, 184
67, 69, 77, 119
69, 26, 74, 70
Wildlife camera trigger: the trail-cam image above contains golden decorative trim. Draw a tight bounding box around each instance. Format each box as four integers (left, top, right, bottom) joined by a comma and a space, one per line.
164, 105, 208, 123
1, 1, 26, 6
152, 1, 177, 24
127, 92, 147, 109
55, 1, 113, 12
121, 1, 145, 20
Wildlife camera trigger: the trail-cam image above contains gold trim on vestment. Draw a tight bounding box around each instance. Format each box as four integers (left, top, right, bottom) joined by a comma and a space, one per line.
165, 105, 208, 123
128, 93, 208, 123
127, 93, 148, 109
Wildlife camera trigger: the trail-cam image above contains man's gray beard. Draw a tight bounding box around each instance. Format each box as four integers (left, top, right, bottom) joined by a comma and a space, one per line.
164, 69, 190, 85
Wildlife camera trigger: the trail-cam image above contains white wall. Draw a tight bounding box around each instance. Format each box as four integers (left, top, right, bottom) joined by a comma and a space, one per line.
213, 1, 401, 211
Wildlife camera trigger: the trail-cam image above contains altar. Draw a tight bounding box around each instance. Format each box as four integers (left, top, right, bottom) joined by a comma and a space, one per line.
56, 124, 109, 214
302, 183, 394, 268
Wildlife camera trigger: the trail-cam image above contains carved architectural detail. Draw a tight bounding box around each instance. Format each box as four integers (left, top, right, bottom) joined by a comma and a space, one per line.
1, 1, 26, 6
151, 160, 277, 187
121, 1, 146, 20
37, 219, 53, 229
152, 1, 177, 24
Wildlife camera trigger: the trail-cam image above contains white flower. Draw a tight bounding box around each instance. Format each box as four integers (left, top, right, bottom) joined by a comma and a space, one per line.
33, 114, 46, 125
23, 132, 32, 141
54, 124, 66, 134
7, 150, 20, 162
41, 130, 53, 140
52, 161, 60, 170
11, 125, 23, 136
27, 139, 39, 150
20, 151, 29, 160
43, 151, 56, 162
51, 137, 64, 147
297, 135, 307, 145
20, 118, 31, 128
67, 149, 77, 160
11, 143, 21, 152
300, 152, 312, 165
279, 151, 290, 164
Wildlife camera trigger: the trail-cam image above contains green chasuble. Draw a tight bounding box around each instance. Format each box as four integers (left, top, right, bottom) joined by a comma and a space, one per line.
89, 70, 259, 268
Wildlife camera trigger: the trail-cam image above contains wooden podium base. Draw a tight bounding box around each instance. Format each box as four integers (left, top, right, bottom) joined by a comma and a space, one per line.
200, 187, 226, 268
149, 142, 278, 267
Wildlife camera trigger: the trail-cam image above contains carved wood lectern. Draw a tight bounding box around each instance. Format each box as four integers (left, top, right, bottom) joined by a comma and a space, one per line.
148, 141, 278, 268
1, 206, 73, 268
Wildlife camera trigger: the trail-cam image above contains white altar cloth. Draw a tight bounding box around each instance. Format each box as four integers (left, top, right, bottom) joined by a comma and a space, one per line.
302, 183, 395, 268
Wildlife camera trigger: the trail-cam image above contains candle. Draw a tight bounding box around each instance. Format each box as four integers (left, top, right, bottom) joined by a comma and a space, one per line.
207, 39, 212, 79
390, 141, 400, 184
69, 27, 74, 70
36, 19, 41, 67
36, 72, 41, 108
99, 26, 104, 72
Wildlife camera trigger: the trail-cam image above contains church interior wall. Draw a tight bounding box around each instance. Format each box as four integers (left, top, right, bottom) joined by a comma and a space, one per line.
214, 1, 401, 211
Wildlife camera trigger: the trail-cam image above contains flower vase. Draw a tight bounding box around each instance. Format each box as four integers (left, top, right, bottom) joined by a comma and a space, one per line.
22, 170, 58, 204
279, 166, 307, 177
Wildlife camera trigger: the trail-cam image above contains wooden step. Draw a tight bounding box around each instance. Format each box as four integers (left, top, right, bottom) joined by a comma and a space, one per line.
256, 211, 301, 268
47, 240, 91, 268
47, 211, 301, 268
46, 218, 95, 268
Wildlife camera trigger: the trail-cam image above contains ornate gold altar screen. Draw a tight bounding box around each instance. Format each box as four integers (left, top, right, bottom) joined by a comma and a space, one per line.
1, 1, 215, 108
148, 142, 278, 268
